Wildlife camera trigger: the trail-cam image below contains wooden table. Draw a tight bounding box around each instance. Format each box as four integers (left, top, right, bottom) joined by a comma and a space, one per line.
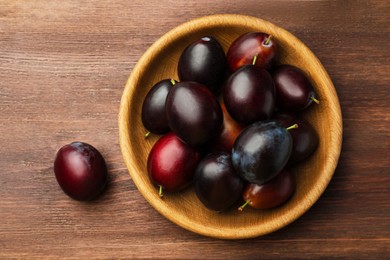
1, 1, 389, 258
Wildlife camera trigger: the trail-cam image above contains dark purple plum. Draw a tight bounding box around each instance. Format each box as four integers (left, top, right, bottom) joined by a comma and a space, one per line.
54, 142, 108, 201
273, 113, 319, 165
223, 65, 275, 124
178, 36, 227, 92
272, 64, 319, 112
166, 81, 223, 147
232, 120, 292, 185
194, 152, 244, 212
227, 32, 277, 72
147, 132, 201, 196
239, 169, 295, 210
142, 79, 176, 135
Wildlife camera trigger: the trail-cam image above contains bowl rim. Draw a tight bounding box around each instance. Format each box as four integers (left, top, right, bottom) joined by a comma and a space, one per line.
118, 14, 343, 239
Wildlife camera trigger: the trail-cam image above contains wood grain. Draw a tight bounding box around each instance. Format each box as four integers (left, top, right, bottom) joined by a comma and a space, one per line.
1, 0, 389, 258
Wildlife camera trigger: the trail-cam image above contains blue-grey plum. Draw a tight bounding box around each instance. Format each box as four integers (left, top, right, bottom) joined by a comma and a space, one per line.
232, 120, 292, 185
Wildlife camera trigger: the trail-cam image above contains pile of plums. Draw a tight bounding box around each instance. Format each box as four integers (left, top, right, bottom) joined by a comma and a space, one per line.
142, 33, 319, 212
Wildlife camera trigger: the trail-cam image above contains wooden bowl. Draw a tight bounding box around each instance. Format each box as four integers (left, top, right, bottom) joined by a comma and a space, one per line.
118, 14, 342, 239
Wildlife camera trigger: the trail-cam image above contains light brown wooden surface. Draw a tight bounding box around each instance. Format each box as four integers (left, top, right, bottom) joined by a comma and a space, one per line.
1, 1, 389, 258
119, 14, 342, 240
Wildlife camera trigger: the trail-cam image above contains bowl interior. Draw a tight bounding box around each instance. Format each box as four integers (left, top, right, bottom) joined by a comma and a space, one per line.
119, 14, 342, 239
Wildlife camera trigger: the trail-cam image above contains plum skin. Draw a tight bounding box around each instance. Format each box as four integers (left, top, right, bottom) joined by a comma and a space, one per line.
194, 152, 244, 212
166, 81, 223, 147
53, 142, 108, 201
210, 102, 245, 152
147, 132, 201, 193
178, 36, 227, 92
223, 65, 275, 124
227, 32, 278, 72
273, 113, 319, 165
141, 79, 175, 134
272, 64, 318, 112
232, 121, 292, 185
241, 169, 295, 210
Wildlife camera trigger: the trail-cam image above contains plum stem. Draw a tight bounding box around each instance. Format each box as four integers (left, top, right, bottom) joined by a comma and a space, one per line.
311, 96, 320, 104
264, 35, 272, 45
286, 124, 299, 131
252, 55, 258, 65
238, 200, 250, 212
170, 79, 176, 86
144, 131, 151, 138
158, 185, 164, 198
